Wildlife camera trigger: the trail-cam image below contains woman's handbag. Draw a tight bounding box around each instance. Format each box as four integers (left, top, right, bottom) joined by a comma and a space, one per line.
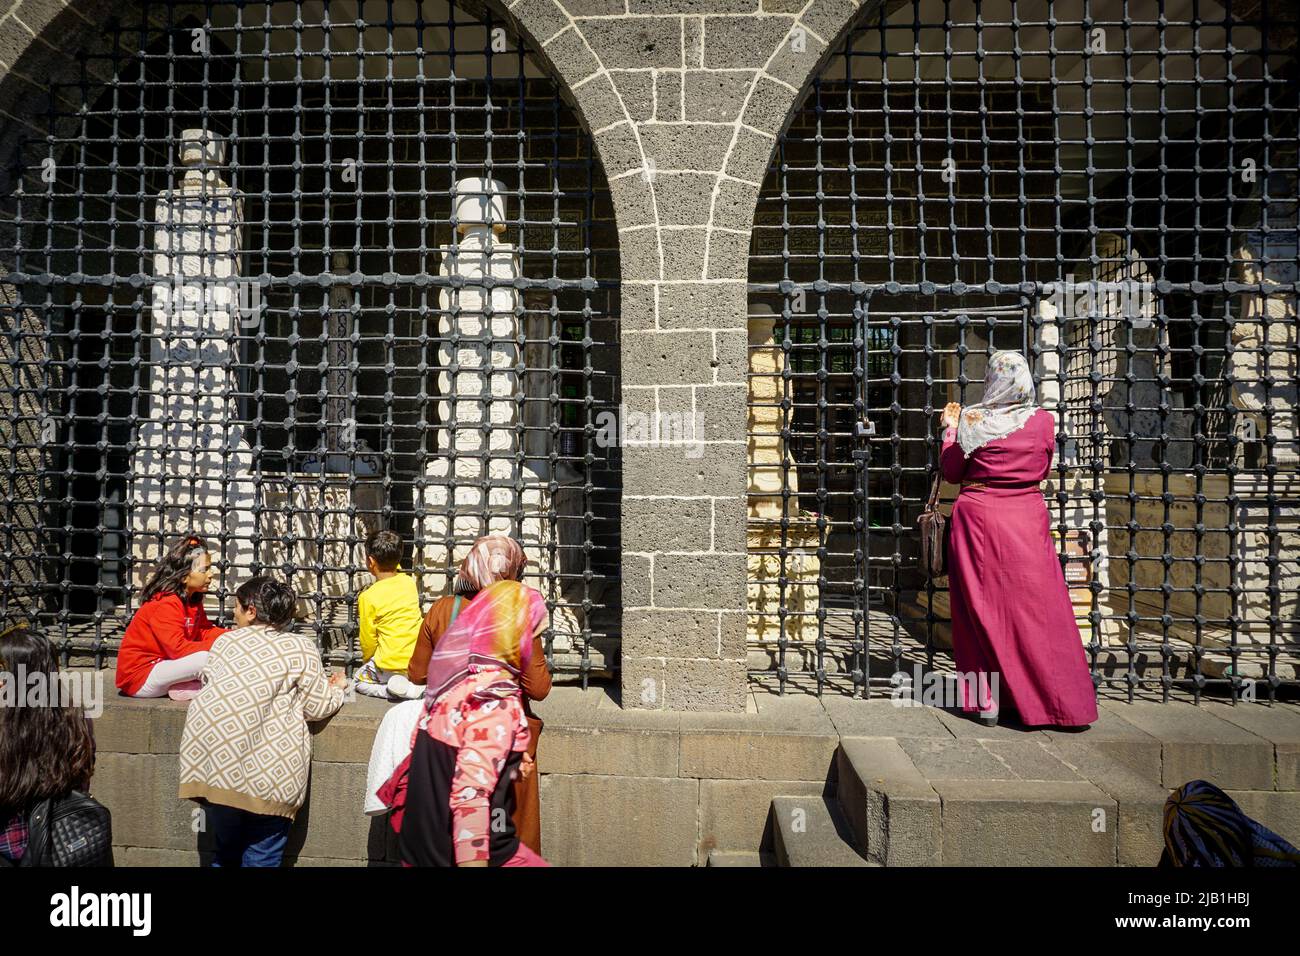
917, 474, 949, 579
3, 791, 114, 868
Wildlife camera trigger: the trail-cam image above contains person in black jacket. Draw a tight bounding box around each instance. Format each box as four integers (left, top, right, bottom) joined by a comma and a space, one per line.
0, 623, 109, 866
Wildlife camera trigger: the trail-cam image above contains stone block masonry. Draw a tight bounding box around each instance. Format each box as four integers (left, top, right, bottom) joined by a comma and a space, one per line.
489, 0, 875, 710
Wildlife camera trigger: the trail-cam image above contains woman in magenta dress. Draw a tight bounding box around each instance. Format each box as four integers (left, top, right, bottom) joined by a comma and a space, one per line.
939, 351, 1097, 728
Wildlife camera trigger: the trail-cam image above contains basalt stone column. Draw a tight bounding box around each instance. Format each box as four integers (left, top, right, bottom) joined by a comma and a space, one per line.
490, 0, 870, 710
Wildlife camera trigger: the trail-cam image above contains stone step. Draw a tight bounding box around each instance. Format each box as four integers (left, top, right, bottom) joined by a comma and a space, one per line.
833, 734, 1164, 866
771, 795, 875, 867
705, 849, 772, 867
835, 737, 941, 866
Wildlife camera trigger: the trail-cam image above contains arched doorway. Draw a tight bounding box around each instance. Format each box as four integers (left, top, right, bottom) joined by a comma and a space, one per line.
745, 0, 1298, 699
3, 0, 621, 683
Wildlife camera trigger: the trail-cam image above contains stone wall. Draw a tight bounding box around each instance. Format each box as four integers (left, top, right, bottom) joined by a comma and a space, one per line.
90, 689, 839, 866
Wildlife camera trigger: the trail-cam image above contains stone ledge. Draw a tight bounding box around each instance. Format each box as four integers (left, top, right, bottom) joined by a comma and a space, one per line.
85, 685, 1300, 865
1099, 700, 1277, 790
1040, 737, 1170, 867
932, 778, 1118, 866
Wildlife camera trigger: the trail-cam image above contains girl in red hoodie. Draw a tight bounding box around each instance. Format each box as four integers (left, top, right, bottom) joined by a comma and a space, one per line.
115, 535, 229, 699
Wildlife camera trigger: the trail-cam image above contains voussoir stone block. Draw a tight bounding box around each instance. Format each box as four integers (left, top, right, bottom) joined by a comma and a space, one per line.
724, 125, 778, 182
577, 16, 683, 70
801, 0, 863, 46
512, 0, 570, 43
540, 25, 600, 85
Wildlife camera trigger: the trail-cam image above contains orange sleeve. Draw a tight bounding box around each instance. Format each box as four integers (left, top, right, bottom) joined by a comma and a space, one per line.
520, 636, 552, 702
408, 595, 452, 684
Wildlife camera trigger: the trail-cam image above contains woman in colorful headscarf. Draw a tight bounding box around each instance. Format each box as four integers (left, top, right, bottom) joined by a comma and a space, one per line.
938, 350, 1098, 728
1160, 780, 1300, 867
389, 534, 550, 853
381, 579, 550, 866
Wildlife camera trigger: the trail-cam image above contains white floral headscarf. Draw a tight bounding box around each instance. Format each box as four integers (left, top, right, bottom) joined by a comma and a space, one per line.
955, 350, 1038, 458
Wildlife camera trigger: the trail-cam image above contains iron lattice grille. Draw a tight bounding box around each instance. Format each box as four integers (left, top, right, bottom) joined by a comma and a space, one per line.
0, 0, 622, 682
747, 0, 1299, 701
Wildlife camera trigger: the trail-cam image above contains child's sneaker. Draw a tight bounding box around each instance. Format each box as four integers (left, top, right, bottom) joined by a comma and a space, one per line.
386, 674, 423, 700
168, 680, 203, 702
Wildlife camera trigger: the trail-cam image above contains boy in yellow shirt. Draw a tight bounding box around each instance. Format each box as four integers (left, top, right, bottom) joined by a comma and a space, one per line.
353, 530, 423, 699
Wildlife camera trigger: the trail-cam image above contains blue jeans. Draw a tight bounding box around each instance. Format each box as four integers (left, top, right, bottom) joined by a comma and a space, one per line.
204, 802, 292, 867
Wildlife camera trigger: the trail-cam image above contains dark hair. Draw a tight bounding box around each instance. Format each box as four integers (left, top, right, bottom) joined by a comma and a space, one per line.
140, 534, 211, 603
366, 529, 403, 572
0, 624, 96, 815
234, 576, 297, 630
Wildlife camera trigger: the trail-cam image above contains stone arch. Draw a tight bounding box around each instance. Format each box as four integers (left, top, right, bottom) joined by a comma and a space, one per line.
0, 1, 628, 679
0, 0, 654, 241
700, 0, 873, 270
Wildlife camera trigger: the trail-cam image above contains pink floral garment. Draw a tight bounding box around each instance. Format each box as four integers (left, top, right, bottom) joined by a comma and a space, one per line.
421, 668, 531, 864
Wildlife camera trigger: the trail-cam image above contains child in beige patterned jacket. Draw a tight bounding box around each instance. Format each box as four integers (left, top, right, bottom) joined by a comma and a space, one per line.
178, 576, 347, 867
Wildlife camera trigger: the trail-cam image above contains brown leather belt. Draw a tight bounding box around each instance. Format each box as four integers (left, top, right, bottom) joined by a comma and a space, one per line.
960, 481, 988, 490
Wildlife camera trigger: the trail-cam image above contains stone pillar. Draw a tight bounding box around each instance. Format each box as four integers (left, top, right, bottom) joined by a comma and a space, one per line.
1230, 244, 1299, 468
745, 303, 821, 670
1036, 298, 1111, 646
418, 178, 582, 647
1221, 193, 1299, 670
130, 130, 257, 590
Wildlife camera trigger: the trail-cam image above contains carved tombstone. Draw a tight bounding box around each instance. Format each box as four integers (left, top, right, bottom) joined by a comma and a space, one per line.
131, 130, 257, 591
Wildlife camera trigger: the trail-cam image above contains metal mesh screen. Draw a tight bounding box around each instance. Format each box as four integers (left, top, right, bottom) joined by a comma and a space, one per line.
747, 0, 1299, 701
0, 0, 622, 682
